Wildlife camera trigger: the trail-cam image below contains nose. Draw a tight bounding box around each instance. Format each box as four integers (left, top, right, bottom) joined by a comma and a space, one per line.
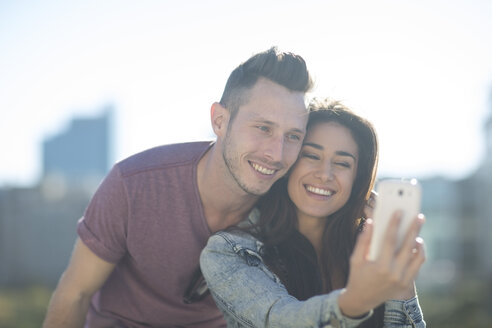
264, 135, 285, 163
314, 162, 334, 182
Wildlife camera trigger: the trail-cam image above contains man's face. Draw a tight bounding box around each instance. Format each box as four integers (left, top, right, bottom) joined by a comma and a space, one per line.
221, 78, 308, 196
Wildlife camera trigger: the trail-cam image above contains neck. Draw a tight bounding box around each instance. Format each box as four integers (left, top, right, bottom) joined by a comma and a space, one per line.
197, 144, 259, 233
297, 213, 348, 292
297, 212, 326, 256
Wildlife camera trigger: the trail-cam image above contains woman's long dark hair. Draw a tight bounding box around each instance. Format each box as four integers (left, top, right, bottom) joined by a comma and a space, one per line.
253, 99, 384, 327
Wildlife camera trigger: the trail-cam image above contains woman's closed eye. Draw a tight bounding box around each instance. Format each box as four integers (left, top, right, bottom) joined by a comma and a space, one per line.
335, 161, 352, 168
301, 152, 319, 160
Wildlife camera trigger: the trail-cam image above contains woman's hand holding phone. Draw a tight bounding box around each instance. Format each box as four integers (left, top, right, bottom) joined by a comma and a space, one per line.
338, 211, 426, 318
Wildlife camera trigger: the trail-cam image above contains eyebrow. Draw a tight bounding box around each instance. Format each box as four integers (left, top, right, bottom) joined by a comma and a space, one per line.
254, 119, 305, 134
303, 142, 357, 161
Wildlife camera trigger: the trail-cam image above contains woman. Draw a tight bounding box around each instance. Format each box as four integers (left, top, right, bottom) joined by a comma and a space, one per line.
200, 99, 426, 327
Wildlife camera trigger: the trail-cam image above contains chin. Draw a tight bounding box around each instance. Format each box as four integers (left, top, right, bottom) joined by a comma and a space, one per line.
242, 184, 269, 196
304, 207, 336, 219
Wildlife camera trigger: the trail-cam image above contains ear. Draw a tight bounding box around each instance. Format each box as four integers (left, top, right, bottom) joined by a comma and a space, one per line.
211, 102, 230, 138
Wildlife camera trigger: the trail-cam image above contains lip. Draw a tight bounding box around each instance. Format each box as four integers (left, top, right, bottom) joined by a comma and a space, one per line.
248, 160, 279, 179
304, 184, 335, 199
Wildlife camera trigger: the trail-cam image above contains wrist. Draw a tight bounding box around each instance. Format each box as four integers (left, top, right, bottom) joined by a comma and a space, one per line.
338, 288, 372, 318
392, 282, 416, 301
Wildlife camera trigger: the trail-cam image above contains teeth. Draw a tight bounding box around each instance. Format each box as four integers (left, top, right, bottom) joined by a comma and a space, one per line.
251, 163, 275, 175
306, 185, 333, 196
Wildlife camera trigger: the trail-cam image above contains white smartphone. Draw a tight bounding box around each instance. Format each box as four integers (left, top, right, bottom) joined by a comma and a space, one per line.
368, 179, 422, 261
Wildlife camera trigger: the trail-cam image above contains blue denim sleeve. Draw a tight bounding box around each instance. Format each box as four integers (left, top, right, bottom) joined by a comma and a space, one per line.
384, 297, 426, 328
200, 233, 373, 328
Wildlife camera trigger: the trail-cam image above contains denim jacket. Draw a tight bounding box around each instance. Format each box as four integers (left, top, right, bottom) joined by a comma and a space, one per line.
200, 210, 426, 328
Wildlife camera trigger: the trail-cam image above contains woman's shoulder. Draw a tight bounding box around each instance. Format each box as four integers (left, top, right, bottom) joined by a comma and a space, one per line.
200, 223, 266, 281
210, 229, 261, 250
208, 207, 262, 248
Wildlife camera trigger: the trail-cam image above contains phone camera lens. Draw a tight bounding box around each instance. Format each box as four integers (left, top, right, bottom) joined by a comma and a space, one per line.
398, 189, 404, 196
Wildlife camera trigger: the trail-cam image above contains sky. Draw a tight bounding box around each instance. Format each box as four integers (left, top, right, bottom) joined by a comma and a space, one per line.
1, 0, 492, 187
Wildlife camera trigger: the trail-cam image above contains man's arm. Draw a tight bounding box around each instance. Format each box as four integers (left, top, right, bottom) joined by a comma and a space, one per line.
43, 238, 116, 328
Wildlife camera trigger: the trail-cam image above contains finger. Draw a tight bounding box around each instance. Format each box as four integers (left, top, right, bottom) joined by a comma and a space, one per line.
364, 190, 378, 218
352, 219, 373, 262
367, 190, 377, 209
363, 204, 373, 219
378, 211, 402, 264
394, 214, 425, 270
401, 237, 426, 285
363, 204, 374, 220
403, 214, 425, 252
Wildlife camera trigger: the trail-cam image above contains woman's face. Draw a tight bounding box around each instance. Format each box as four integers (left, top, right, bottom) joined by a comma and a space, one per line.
287, 121, 358, 221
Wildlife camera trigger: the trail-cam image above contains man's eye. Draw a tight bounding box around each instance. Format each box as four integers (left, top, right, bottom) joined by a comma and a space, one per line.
257, 126, 270, 133
287, 134, 301, 142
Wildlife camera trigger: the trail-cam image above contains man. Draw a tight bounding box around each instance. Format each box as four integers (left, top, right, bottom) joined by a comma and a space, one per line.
43, 47, 313, 327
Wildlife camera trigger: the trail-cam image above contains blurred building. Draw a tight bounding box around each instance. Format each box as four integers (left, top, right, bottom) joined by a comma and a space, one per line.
0, 106, 113, 286
463, 103, 492, 275
42, 106, 112, 189
1, 98, 492, 293
418, 92, 492, 291
0, 186, 91, 286
418, 177, 461, 285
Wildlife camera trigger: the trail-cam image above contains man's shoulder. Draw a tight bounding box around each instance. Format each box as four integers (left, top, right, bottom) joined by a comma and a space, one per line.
116, 141, 214, 177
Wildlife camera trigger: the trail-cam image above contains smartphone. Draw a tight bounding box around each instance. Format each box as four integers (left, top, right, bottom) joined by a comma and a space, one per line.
368, 179, 422, 261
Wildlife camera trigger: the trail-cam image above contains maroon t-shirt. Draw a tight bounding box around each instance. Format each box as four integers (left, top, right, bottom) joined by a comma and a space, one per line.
77, 141, 226, 327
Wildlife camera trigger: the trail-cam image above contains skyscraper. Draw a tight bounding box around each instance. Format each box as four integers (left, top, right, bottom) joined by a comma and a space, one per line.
42, 106, 113, 186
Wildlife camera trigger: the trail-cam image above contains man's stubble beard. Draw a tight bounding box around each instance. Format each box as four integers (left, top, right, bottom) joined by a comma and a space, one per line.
222, 130, 268, 197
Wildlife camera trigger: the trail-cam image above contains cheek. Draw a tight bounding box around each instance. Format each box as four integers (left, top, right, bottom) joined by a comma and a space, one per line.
287, 175, 296, 200
343, 184, 353, 202
237, 134, 262, 154
341, 172, 356, 198
287, 167, 303, 202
